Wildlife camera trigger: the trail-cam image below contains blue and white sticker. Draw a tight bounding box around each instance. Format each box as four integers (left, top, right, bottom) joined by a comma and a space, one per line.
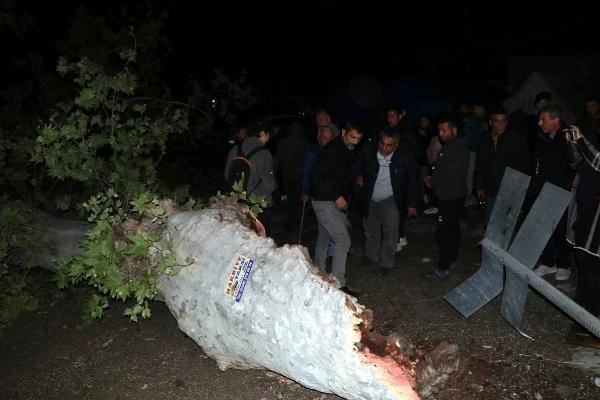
224, 253, 254, 302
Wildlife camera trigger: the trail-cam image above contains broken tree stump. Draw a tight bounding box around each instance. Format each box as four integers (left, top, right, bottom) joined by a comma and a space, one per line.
31, 199, 464, 399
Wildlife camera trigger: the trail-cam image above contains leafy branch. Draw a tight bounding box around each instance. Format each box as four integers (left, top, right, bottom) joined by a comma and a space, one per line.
53, 190, 194, 322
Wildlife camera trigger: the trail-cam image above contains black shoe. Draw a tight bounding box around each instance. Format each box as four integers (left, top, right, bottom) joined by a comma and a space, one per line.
423, 267, 450, 279
379, 267, 391, 276
340, 286, 359, 298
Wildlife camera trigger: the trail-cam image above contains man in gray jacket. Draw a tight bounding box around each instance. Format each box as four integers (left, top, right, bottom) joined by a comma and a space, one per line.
224, 120, 277, 232
423, 114, 469, 278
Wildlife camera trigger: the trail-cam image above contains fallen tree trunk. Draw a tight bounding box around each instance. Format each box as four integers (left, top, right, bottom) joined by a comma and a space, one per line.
32, 200, 462, 399
33, 209, 91, 270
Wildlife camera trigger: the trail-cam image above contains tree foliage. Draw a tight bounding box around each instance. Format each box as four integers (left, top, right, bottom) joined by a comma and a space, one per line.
53, 189, 195, 322
0, 198, 40, 327
32, 36, 189, 210
0, 2, 259, 324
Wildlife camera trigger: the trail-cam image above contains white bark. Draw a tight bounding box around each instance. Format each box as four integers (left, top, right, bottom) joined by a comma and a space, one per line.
160, 202, 421, 400
30, 201, 461, 399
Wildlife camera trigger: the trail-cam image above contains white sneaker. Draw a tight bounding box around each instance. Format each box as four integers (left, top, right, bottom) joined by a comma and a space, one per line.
398, 236, 408, 247
424, 206, 438, 215
555, 268, 571, 281
534, 264, 557, 277
396, 236, 408, 252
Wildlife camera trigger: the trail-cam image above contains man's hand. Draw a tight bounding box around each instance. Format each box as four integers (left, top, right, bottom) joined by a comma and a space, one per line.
301, 194, 310, 204
356, 175, 363, 187
335, 196, 348, 211
407, 207, 417, 218
423, 175, 432, 188
477, 189, 486, 202
565, 125, 583, 143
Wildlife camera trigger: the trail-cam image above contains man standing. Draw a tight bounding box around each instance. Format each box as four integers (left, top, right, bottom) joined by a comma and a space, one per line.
564, 124, 600, 347
354, 128, 419, 275
462, 102, 488, 207
274, 121, 310, 229
224, 120, 277, 233
530, 104, 575, 281
314, 108, 340, 138
423, 115, 470, 278
475, 107, 530, 226
310, 120, 364, 297
575, 96, 600, 148
301, 125, 336, 205
384, 104, 417, 251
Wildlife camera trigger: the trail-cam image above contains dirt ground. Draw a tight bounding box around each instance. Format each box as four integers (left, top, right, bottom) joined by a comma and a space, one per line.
1, 199, 600, 400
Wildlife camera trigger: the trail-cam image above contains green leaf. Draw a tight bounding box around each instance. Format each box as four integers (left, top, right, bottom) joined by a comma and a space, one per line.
103, 268, 124, 290
52, 268, 69, 289
132, 104, 146, 114
141, 307, 151, 319
147, 232, 161, 242
75, 88, 96, 109
114, 284, 130, 301
130, 192, 152, 214
121, 233, 150, 257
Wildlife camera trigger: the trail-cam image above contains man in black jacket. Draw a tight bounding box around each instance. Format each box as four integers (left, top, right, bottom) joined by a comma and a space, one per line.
353, 128, 419, 275
475, 107, 530, 226
423, 114, 470, 278
564, 124, 600, 347
309, 119, 364, 297
530, 104, 576, 282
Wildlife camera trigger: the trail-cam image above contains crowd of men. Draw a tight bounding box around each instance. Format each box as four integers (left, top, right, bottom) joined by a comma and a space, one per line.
223, 95, 600, 348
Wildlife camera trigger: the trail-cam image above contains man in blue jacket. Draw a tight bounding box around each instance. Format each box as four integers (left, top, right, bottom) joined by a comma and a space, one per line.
353, 128, 419, 275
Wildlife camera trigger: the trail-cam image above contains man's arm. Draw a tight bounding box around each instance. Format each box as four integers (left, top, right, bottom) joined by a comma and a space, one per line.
405, 153, 420, 209
224, 146, 235, 180
301, 148, 316, 202
261, 152, 277, 195
310, 146, 341, 200
474, 138, 486, 194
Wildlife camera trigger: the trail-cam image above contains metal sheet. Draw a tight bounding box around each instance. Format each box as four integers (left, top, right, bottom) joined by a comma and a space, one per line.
444, 168, 530, 316
484, 239, 600, 339
500, 182, 572, 331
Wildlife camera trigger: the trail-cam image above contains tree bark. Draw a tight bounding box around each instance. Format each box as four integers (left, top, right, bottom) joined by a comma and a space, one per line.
31, 201, 462, 399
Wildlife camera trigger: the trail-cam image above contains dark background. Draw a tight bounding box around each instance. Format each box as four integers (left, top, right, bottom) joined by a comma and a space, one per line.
2, 1, 596, 116
164, 2, 592, 95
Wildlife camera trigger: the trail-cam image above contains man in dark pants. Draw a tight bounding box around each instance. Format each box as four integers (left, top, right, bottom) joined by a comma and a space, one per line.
475, 107, 530, 227
530, 104, 576, 281
383, 104, 417, 252
353, 128, 419, 275
564, 124, 600, 347
423, 114, 469, 278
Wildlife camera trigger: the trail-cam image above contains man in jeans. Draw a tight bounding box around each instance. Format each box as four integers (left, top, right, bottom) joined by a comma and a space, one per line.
310, 120, 364, 297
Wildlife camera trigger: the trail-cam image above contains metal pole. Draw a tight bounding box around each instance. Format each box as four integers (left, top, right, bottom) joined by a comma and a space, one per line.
298, 200, 306, 245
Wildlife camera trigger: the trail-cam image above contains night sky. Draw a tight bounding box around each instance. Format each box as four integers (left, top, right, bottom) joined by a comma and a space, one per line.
164, 2, 592, 95
3, 1, 595, 109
